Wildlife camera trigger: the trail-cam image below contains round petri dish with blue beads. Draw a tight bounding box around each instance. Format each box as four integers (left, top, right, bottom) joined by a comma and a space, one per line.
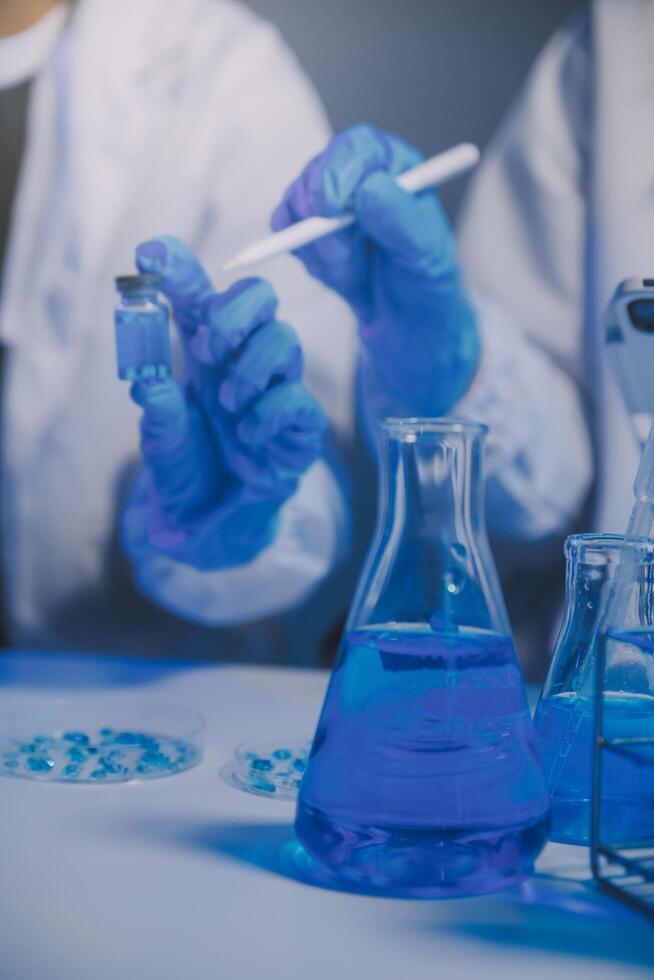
0, 701, 204, 783
222, 736, 311, 800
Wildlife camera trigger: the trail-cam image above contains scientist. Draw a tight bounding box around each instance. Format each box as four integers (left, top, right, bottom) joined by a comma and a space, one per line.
0, 0, 355, 659
271, 1, 650, 668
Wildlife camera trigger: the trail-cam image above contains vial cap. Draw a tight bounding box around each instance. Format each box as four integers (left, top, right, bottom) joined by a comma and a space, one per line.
115, 273, 160, 294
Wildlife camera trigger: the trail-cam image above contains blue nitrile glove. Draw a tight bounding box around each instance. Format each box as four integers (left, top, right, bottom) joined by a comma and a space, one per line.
271, 124, 480, 415
125, 235, 328, 572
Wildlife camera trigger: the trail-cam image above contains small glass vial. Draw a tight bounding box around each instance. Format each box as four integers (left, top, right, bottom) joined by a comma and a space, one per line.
114, 274, 172, 381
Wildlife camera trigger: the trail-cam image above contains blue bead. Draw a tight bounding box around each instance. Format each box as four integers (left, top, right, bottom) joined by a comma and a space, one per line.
63, 731, 89, 745
140, 751, 168, 768
98, 758, 122, 774
33, 735, 56, 746
292, 758, 306, 773
27, 757, 54, 773
62, 764, 81, 778
272, 749, 292, 761
67, 747, 88, 763
3, 757, 18, 769
251, 758, 273, 772
251, 777, 276, 794
90, 769, 107, 779
99, 728, 114, 738
115, 732, 140, 745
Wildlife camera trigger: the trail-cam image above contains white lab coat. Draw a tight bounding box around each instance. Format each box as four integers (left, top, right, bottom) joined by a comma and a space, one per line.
0, 0, 355, 658
457, 0, 654, 545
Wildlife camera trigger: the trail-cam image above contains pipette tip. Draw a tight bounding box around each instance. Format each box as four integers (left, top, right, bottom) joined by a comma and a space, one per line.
222, 257, 241, 273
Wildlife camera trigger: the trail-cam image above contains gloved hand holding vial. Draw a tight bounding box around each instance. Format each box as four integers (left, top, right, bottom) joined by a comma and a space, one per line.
115, 236, 328, 572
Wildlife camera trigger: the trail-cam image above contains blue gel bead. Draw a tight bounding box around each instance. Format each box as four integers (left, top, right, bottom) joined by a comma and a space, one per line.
67, 747, 88, 763
98, 758, 122, 774
27, 757, 54, 773
115, 732, 140, 745
251, 778, 276, 794
292, 758, 306, 773
140, 751, 168, 767
62, 764, 81, 779
272, 749, 292, 761
33, 735, 56, 746
251, 758, 273, 772
63, 732, 90, 745
90, 769, 108, 779
19, 743, 33, 754
99, 728, 114, 738
3, 757, 18, 769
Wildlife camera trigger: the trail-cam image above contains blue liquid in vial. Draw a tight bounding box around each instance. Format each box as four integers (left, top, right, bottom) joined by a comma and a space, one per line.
296, 626, 549, 897
115, 305, 172, 381
535, 629, 654, 846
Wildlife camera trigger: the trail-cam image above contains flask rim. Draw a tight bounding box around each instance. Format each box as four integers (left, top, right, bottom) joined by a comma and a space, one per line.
565, 531, 654, 559
381, 417, 488, 438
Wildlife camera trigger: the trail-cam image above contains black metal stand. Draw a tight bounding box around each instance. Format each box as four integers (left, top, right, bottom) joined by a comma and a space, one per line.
590, 631, 654, 922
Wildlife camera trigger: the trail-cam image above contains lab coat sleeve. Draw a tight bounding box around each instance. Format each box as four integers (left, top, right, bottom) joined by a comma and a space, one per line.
123, 3, 356, 623
454, 11, 594, 541
122, 459, 350, 627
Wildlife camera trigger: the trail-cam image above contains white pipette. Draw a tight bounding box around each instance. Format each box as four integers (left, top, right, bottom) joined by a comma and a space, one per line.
222, 142, 480, 272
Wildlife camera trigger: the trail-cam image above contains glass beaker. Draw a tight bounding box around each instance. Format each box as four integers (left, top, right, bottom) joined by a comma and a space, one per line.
534, 533, 654, 845
295, 419, 549, 898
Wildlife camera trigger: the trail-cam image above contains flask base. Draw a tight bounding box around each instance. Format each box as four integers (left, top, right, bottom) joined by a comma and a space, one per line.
295, 803, 549, 898
549, 796, 654, 847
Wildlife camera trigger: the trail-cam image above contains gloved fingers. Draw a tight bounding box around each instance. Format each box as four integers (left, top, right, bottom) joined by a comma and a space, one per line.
190, 277, 278, 368
135, 235, 214, 333
354, 170, 457, 275
271, 124, 423, 226
264, 427, 325, 471
237, 382, 327, 460
131, 378, 190, 456
218, 320, 303, 414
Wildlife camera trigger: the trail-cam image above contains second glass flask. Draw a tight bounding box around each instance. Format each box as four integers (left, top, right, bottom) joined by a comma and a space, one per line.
296, 419, 549, 897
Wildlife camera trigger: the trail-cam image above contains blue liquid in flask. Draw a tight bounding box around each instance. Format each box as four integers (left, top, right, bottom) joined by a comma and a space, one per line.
535, 628, 654, 846
296, 625, 549, 898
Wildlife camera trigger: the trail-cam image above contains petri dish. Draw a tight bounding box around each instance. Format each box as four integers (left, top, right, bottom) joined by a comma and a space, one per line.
0, 700, 204, 783
222, 736, 312, 801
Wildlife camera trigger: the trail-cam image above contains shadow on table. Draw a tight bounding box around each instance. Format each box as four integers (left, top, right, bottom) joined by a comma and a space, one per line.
91, 814, 654, 968
406, 872, 654, 969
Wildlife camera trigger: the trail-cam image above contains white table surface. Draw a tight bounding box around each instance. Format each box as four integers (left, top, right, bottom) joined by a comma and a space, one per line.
0, 651, 652, 980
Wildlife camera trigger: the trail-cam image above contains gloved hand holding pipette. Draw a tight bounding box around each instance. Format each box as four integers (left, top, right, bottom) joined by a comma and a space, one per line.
271, 124, 480, 416
122, 236, 328, 572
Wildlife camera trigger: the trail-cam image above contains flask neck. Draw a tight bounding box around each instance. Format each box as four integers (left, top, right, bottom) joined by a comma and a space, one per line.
350, 419, 509, 635
378, 423, 485, 542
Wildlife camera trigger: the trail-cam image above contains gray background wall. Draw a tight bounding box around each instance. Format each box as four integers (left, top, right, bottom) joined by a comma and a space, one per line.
244, 0, 581, 217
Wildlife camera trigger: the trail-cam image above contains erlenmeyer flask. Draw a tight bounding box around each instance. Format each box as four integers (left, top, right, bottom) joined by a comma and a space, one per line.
296, 419, 549, 897
534, 533, 654, 845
